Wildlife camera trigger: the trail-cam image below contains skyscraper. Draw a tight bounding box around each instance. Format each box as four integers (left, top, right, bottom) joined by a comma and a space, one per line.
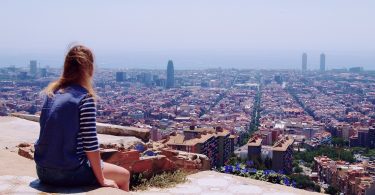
302, 53, 307, 72
30, 60, 37, 76
40, 68, 47, 77
320, 53, 326, 72
116, 71, 126, 82
166, 60, 174, 89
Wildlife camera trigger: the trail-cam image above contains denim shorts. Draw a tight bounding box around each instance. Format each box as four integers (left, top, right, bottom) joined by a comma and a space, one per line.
36, 161, 101, 187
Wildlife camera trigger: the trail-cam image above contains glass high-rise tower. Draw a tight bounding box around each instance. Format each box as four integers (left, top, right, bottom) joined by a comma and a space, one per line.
302, 53, 307, 72
30, 60, 37, 76
166, 60, 174, 89
320, 53, 326, 72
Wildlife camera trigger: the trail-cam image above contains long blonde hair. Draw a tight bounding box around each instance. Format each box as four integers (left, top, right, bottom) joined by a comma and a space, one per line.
42, 45, 97, 99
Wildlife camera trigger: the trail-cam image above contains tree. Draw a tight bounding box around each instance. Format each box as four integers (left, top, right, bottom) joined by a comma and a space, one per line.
290, 174, 318, 190
313, 184, 321, 192
294, 166, 303, 173
294, 146, 354, 163
264, 156, 272, 169
332, 137, 345, 147
325, 186, 339, 195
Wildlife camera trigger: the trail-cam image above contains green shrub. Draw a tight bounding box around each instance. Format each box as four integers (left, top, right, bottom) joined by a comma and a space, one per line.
131, 170, 188, 191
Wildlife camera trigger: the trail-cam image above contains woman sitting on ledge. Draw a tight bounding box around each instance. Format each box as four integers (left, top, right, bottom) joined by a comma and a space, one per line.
34, 44, 130, 191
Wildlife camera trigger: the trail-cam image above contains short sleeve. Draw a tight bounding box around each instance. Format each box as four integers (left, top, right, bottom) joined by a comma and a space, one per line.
78, 95, 99, 152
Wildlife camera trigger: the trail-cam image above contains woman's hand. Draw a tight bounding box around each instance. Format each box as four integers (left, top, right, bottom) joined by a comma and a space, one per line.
86, 151, 119, 189
100, 178, 119, 189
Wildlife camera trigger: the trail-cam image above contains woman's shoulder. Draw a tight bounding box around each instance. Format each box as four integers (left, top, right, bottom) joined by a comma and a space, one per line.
80, 93, 95, 105
66, 84, 88, 94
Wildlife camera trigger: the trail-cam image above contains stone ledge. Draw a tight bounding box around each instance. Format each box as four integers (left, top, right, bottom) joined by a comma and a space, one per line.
138, 171, 322, 195
0, 175, 128, 195
11, 113, 150, 142
0, 150, 126, 195
0, 116, 143, 151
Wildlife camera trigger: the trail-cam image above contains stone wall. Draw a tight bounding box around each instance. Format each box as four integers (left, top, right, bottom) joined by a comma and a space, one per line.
11, 113, 150, 142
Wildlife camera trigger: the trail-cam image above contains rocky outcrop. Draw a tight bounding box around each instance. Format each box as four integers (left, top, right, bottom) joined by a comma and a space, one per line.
101, 149, 176, 177
16, 141, 211, 177
161, 149, 211, 171
11, 113, 150, 142
100, 148, 210, 177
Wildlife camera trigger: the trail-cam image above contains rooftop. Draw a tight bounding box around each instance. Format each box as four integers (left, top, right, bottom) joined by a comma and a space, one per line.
247, 135, 263, 147
272, 136, 294, 152
166, 132, 214, 146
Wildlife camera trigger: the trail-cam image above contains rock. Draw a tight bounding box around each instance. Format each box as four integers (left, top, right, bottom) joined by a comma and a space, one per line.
10, 113, 39, 122
160, 148, 179, 157
100, 149, 176, 177
97, 122, 150, 142
18, 142, 31, 148
100, 147, 210, 177
101, 149, 140, 165
18, 146, 34, 160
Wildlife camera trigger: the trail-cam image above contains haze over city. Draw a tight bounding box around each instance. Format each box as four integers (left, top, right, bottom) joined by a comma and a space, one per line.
0, 0, 375, 69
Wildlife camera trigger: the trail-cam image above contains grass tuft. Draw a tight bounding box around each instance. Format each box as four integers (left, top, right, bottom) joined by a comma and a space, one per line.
131, 170, 189, 191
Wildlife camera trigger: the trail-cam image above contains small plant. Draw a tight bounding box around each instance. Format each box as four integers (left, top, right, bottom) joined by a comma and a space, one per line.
218, 163, 297, 188
131, 170, 189, 191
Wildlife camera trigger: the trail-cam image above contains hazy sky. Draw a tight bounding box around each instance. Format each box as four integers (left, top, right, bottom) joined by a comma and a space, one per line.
0, 0, 374, 70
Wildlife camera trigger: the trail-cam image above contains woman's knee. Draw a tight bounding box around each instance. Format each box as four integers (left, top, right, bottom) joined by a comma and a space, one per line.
104, 163, 130, 181
119, 167, 130, 182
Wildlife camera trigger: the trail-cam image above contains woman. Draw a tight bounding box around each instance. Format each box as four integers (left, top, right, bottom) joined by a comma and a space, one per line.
34, 45, 130, 191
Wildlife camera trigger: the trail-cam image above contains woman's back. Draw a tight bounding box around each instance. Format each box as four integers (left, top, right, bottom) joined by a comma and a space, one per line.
35, 84, 88, 170
34, 45, 129, 190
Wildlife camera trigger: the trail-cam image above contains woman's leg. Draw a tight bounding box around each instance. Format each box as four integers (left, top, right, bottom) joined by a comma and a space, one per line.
102, 162, 130, 191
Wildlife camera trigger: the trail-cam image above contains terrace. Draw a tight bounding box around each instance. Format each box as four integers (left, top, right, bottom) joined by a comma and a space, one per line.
0, 115, 321, 195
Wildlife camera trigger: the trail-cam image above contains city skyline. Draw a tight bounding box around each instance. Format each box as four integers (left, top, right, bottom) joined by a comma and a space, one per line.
0, 0, 374, 70
1, 52, 372, 71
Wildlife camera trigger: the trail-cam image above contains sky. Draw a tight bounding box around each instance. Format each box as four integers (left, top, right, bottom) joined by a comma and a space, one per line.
0, 0, 374, 70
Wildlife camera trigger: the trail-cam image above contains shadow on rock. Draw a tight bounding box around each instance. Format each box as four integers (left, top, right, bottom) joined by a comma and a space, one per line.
29, 179, 98, 194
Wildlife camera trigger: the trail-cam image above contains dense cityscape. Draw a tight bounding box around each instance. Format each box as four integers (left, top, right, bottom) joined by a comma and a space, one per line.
0, 55, 374, 195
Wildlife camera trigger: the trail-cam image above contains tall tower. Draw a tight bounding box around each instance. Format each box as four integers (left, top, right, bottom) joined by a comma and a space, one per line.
30, 60, 37, 76
116, 72, 126, 82
302, 53, 307, 72
320, 53, 326, 72
166, 60, 174, 89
